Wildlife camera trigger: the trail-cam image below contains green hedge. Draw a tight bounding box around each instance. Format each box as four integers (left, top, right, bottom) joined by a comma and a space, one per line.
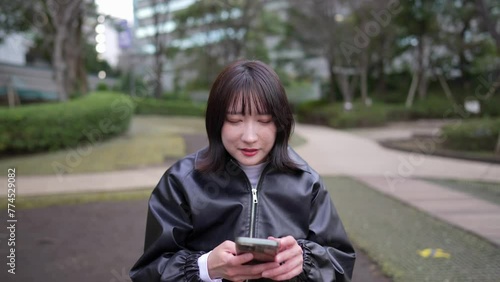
328, 106, 389, 128
441, 118, 500, 152
133, 97, 206, 116
410, 96, 465, 119
295, 99, 332, 125
0, 92, 134, 153
296, 100, 406, 128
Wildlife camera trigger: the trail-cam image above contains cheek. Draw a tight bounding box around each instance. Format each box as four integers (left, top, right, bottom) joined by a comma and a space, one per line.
264, 126, 277, 143
221, 124, 237, 143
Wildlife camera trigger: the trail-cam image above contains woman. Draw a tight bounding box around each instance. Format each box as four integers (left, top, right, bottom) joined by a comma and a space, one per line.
130, 60, 356, 281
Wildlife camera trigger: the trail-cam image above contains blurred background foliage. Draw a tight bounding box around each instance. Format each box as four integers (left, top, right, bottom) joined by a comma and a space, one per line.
0, 0, 499, 155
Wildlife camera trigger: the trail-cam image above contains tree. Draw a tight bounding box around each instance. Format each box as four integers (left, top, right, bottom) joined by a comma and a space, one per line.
341, 0, 399, 106
44, 0, 88, 100
172, 0, 273, 89
2, 0, 102, 100
287, 0, 346, 102
475, 0, 500, 54
0, 1, 32, 43
287, 0, 400, 105
395, 0, 442, 106
437, 0, 496, 93
147, 0, 172, 99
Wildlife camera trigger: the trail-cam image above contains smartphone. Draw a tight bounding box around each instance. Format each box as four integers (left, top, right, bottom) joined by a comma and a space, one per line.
235, 237, 279, 262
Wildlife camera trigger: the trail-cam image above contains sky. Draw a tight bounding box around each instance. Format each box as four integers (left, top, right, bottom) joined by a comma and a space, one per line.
95, 0, 134, 23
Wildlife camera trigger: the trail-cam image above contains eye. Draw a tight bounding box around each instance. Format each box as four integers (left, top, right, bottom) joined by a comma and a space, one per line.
258, 115, 273, 124
226, 116, 242, 124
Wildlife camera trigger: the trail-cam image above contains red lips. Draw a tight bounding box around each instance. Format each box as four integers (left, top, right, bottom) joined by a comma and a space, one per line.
241, 148, 258, 157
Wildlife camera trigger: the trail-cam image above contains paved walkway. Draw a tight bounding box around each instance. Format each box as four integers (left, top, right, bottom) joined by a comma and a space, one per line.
2, 121, 500, 280
6, 122, 500, 246
8, 122, 500, 246
293, 123, 500, 247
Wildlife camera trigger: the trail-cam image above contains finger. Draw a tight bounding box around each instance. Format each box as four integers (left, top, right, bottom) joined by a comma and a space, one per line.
231, 252, 254, 265
231, 262, 279, 281
261, 254, 303, 280
279, 235, 296, 247
276, 245, 303, 263
268, 236, 287, 252
268, 266, 303, 281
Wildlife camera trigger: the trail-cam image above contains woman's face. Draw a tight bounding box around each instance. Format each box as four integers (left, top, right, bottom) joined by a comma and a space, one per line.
221, 102, 277, 166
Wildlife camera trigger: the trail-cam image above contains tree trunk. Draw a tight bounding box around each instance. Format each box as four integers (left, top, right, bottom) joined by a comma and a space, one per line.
376, 35, 389, 93
416, 36, 428, 100
376, 57, 386, 93
437, 73, 457, 107
67, 5, 86, 95
151, 0, 171, 99
360, 51, 369, 106
53, 27, 68, 101
495, 133, 500, 155
47, 0, 84, 101
336, 74, 352, 105
417, 70, 429, 100
154, 56, 163, 98
476, 0, 500, 54
327, 59, 336, 102
406, 71, 419, 108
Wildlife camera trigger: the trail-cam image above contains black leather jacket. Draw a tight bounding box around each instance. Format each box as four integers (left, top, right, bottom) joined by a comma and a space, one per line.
130, 147, 356, 281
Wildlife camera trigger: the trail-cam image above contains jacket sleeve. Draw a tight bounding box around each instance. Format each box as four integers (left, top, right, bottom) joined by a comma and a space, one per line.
296, 177, 356, 281
129, 171, 204, 282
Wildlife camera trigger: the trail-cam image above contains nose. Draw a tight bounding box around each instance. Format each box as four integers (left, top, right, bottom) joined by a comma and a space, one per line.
241, 121, 258, 143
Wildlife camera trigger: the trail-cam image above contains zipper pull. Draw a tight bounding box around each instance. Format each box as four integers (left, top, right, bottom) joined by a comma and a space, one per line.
252, 187, 258, 204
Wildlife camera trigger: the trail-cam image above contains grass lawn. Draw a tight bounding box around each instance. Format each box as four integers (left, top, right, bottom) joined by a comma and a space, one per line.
422, 178, 500, 206
326, 176, 500, 282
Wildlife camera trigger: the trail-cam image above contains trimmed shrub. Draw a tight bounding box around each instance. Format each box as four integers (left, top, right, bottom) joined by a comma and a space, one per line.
96, 82, 109, 91
328, 106, 388, 128
297, 100, 398, 128
441, 118, 500, 152
0, 92, 134, 153
295, 99, 332, 125
410, 96, 464, 119
133, 97, 206, 116
479, 96, 500, 118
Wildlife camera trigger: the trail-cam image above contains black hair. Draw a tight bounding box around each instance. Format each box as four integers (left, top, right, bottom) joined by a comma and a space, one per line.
197, 59, 298, 173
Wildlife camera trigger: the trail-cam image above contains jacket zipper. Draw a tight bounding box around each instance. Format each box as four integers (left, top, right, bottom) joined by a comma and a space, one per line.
230, 159, 269, 238
248, 164, 269, 238
240, 162, 268, 282
249, 186, 258, 238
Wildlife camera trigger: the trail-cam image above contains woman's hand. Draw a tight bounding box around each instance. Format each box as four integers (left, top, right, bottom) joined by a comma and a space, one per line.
261, 236, 304, 281
207, 240, 280, 282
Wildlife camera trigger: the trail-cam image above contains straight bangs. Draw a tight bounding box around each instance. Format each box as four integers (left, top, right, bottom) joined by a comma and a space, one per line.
226, 88, 272, 116
198, 59, 299, 173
